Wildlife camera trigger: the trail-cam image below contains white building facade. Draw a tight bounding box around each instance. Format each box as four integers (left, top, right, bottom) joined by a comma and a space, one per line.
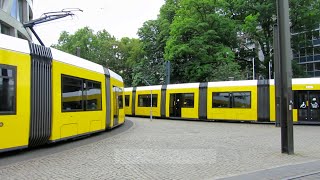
0, 0, 33, 40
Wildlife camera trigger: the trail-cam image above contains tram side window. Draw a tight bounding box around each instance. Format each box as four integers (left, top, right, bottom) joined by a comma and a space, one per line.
212, 92, 230, 108
212, 92, 251, 108
86, 80, 102, 110
232, 92, 251, 108
125, 95, 130, 107
0, 65, 16, 114
138, 94, 158, 107
182, 93, 194, 108
62, 76, 83, 111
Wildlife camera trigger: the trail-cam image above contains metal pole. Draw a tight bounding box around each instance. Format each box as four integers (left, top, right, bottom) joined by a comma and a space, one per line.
150, 89, 153, 121
166, 61, 171, 84
269, 61, 271, 79
274, 24, 281, 128
252, 57, 255, 80
29, 27, 45, 46
277, 0, 294, 154
76, 47, 81, 57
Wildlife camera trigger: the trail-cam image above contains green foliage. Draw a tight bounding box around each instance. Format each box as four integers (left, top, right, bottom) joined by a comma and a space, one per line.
228, 0, 320, 78
52, 27, 145, 87
52, 27, 117, 67
164, 0, 243, 82
53, 0, 320, 87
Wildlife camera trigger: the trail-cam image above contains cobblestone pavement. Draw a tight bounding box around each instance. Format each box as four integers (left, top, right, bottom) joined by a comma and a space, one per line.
1, 117, 320, 180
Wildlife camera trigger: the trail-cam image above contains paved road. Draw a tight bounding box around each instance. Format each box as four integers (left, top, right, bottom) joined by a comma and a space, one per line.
0, 117, 320, 179
0, 120, 133, 167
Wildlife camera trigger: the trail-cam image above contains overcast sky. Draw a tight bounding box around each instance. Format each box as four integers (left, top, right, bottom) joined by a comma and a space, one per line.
33, 0, 165, 46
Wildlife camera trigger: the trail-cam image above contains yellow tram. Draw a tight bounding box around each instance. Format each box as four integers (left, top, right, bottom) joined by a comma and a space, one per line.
125, 78, 320, 124
0, 34, 125, 153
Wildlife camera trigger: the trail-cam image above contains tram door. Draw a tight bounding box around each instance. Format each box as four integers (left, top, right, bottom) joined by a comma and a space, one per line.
113, 86, 121, 126
170, 93, 182, 117
296, 91, 320, 122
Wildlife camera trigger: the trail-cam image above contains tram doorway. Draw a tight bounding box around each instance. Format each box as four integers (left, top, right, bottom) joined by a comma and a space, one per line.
295, 90, 320, 122
170, 93, 182, 117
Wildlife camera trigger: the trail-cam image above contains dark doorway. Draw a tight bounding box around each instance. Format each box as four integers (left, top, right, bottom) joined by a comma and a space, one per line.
170, 93, 183, 117
295, 90, 320, 122
113, 86, 123, 126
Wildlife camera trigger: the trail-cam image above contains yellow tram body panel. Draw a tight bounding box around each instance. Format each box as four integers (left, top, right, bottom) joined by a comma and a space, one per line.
124, 88, 133, 115
0, 48, 31, 151
269, 83, 276, 122
165, 84, 200, 119
50, 59, 106, 141
135, 86, 162, 117
207, 81, 257, 121
109, 72, 125, 127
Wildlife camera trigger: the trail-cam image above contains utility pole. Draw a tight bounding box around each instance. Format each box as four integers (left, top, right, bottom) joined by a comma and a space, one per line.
269, 61, 272, 80
274, 24, 281, 128
76, 47, 81, 57
252, 57, 255, 80
166, 61, 171, 84
276, 0, 294, 154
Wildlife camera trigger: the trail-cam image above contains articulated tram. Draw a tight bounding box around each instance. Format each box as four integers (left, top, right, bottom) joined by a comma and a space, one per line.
0, 34, 125, 153
124, 78, 320, 124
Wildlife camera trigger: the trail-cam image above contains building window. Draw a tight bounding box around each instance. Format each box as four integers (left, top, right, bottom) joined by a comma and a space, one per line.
314, 46, 320, 55
125, 95, 130, 107
1, 23, 11, 36
306, 31, 313, 41
307, 63, 314, 72
181, 93, 194, 108
85, 80, 102, 110
212, 92, 251, 108
138, 94, 157, 107
315, 62, 320, 71
0, 65, 16, 114
307, 47, 313, 56
300, 48, 306, 56
18, 0, 23, 22
313, 30, 320, 39
10, 0, 18, 19
61, 75, 102, 112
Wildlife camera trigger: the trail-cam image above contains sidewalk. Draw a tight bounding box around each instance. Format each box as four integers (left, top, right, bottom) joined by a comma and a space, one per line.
220, 160, 320, 180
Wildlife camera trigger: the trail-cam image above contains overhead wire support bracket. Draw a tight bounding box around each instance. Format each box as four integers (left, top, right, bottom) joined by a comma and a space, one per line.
23, 8, 83, 46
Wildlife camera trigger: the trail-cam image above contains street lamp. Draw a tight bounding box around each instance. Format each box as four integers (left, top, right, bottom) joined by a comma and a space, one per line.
252, 56, 255, 80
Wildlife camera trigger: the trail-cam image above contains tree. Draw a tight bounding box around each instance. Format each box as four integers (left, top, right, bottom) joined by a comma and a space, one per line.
136, 0, 181, 85
227, 0, 320, 78
137, 20, 166, 85
52, 27, 141, 86
52, 27, 118, 67
117, 37, 146, 87
164, 0, 244, 82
